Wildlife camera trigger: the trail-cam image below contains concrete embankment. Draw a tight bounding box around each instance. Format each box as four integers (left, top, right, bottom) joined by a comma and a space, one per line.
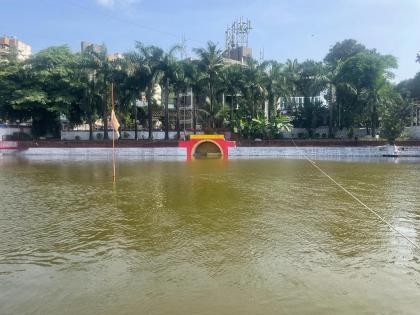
3, 139, 420, 158
11, 145, 420, 158
230, 146, 420, 157
16, 147, 186, 157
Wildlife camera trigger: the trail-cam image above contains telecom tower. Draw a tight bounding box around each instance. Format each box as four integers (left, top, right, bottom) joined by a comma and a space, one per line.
225, 17, 253, 63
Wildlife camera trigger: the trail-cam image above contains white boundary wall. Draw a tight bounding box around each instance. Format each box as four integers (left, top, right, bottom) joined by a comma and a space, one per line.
61, 131, 201, 140
62, 127, 420, 140
18, 147, 187, 157
229, 146, 420, 157
407, 126, 420, 139
12, 145, 420, 157
0, 127, 31, 140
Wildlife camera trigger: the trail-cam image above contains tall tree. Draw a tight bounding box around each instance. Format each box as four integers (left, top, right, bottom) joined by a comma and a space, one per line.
218, 64, 244, 126
132, 43, 164, 140
241, 58, 268, 118
183, 60, 205, 134
379, 85, 411, 143
171, 60, 189, 139
337, 51, 398, 136
2, 46, 80, 137
325, 39, 367, 68
82, 45, 117, 140
160, 45, 181, 140
194, 41, 225, 129
114, 53, 149, 140
324, 39, 370, 134
261, 60, 290, 120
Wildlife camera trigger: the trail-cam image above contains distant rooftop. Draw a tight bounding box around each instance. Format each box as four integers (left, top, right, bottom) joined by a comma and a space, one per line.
0, 35, 32, 61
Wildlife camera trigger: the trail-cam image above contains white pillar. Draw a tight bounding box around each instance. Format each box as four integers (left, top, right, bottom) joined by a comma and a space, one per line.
264, 100, 269, 120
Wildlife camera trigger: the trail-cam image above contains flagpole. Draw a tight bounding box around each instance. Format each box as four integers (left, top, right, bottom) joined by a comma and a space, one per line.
111, 82, 116, 183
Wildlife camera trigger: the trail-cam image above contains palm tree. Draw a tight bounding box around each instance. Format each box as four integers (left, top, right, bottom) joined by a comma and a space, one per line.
284, 59, 300, 95
171, 61, 189, 139
77, 52, 98, 140
160, 45, 181, 140
115, 54, 149, 140
183, 60, 205, 134
323, 60, 347, 137
218, 64, 244, 127
260, 60, 291, 120
241, 58, 268, 118
194, 41, 225, 129
133, 42, 164, 140
81, 46, 115, 140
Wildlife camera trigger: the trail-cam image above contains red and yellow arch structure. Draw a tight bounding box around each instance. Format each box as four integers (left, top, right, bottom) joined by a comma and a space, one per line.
179, 135, 236, 159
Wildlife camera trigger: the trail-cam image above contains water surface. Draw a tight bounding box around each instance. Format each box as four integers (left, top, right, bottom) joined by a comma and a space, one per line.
1, 157, 419, 314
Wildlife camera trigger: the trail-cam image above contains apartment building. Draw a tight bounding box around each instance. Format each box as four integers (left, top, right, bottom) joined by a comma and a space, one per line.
0, 36, 32, 61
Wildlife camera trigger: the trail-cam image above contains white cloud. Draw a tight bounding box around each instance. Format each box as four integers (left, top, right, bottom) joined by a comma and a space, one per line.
95, 0, 140, 9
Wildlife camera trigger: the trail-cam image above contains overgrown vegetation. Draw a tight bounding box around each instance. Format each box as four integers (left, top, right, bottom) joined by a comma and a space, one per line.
0, 39, 418, 142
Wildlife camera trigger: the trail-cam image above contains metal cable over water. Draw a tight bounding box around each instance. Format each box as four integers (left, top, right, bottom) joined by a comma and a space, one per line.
291, 139, 420, 252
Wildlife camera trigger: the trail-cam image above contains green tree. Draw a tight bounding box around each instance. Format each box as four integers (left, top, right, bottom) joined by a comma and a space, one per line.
183, 60, 205, 134
337, 51, 397, 136
2, 46, 80, 137
218, 63, 245, 126
325, 39, 367, 68
76, 51, 101, 140
241, 58, 268, 118
82, 45, 119, 140
380, 86, 410, 143
261, 61, 290, 120
160, 45, 181, 140
0, 57, 30, 123
171, 60, 190, 138
324, 39, 369, 135
132, 43, 164, 140
282, 59, 328, 133
194, 41, 225, 129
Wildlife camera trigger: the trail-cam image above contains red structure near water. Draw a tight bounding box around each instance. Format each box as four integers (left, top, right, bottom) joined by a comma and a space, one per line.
0, 141, 18, 151
179, 135, 236, 158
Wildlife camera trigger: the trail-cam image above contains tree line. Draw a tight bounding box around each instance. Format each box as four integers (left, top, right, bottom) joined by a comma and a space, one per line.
0, 39, 418, 142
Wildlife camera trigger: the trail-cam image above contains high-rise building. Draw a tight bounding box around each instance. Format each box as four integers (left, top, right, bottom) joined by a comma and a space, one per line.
81, 41, 105, 54
107, 53, 124, 62
0, 36, 32, 61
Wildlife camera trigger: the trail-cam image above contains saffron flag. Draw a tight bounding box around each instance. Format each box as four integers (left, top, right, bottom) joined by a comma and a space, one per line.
110, 109, 120, 139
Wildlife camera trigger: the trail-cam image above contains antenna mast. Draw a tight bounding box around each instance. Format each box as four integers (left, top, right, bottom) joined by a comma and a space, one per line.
225, 17, 252, 62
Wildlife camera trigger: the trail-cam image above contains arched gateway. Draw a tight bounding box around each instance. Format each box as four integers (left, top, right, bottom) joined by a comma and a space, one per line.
179, 135, 236, 159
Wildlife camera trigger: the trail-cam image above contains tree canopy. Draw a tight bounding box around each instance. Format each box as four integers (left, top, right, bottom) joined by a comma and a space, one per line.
0, 39, 416, 142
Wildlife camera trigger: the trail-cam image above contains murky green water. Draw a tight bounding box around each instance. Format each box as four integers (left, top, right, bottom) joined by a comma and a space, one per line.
1, 157, 420, 314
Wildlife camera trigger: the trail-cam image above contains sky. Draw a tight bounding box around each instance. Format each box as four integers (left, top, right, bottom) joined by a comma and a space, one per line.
1, 0, 420, 81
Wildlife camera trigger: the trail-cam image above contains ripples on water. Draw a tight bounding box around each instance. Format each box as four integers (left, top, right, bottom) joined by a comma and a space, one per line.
0, 156, 420, 314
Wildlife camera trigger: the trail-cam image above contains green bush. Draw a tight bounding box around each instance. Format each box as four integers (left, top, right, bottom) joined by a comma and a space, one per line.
75, 135, 81, 140
314, 133, 320, 139
322, 133, 327, 139
123, 132, 130, 139
96, 133, 103, 140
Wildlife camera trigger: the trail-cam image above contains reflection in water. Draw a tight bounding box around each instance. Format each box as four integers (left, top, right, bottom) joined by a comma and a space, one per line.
0, 157, 420, 314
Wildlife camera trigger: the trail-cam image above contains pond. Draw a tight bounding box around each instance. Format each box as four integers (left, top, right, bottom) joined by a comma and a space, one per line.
1, 157, 420, 314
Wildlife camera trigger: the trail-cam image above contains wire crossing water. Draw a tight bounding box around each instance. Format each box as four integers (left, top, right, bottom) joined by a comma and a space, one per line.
0, 157, 419, 314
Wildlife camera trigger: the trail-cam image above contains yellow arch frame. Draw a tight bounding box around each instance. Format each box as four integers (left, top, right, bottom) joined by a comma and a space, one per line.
191, 140, 224, 157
